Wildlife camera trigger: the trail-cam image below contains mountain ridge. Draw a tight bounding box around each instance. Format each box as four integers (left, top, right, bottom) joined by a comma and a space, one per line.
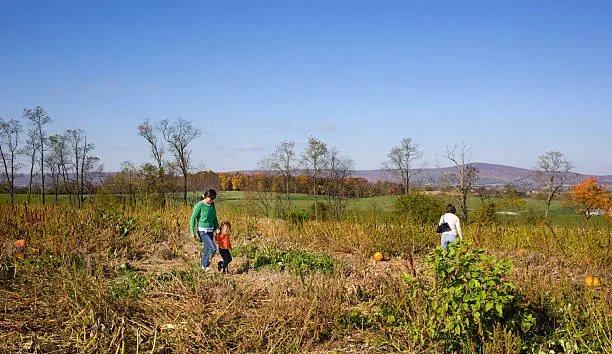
7, 162, 612, 188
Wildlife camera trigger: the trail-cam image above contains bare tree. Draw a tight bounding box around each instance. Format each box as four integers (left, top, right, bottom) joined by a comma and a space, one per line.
535, 151, 574, 222
441, 142, 479, 223
66, 129, 94, 208
301, 136, 328, 221
245, 156, 277, 217
0, 119, 22, 204
137, 119, 167, 207
326, 147, 354, 220
23, 106, 51, 204
48, 134, 71, 201
382, 138, 424, 194
160, 118, 201, 205
22, 128, 40, 203
271, 140, 297, 211
47, 135, 67, 201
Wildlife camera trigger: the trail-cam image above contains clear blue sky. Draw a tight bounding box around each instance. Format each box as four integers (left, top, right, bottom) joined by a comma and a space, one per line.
1, 1, 611, 174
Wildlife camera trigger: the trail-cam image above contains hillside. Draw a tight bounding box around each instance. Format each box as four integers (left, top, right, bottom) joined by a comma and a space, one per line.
8, 163, 612, 188
352, 162, 612, 187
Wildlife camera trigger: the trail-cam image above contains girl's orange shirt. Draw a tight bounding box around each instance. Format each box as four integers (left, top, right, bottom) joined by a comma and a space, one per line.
215, 233, 232, 249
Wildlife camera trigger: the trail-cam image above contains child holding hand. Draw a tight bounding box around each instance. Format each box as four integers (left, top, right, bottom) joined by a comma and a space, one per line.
215, 221, 233, 273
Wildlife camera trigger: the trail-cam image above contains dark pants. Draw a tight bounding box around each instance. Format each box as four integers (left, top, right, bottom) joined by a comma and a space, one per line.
218, 248, 232, 273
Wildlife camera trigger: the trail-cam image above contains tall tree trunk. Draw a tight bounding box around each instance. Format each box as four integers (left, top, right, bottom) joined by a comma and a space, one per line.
0, 147, 11, 204
461, 193, 468, 223
27, 151, 36, 204
545, 192, 553, 223
183, 172, 188, 205
313, 181, 318, 221
40, 148, 45, 204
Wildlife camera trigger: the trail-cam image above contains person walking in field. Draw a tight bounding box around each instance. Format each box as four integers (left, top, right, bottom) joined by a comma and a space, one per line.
215, 220, 233, 273
190, 189, 219, 271
438, 204, 463, 251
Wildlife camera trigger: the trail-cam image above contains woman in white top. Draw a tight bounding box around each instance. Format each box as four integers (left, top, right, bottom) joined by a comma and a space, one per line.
439, 204, 463, 251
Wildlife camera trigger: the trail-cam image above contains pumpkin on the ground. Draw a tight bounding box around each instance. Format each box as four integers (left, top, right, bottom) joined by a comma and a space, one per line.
592, 277, 601, 287
373, 252, 383, 262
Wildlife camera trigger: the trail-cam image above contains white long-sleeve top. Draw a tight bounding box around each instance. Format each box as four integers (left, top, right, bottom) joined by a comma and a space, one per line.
439, 213, 463, 239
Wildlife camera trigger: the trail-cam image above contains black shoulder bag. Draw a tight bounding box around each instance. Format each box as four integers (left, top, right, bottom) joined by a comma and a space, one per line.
436, 216, 452, 233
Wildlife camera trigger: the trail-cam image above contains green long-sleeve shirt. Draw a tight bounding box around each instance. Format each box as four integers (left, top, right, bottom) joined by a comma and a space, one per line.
189, 201, 219, 235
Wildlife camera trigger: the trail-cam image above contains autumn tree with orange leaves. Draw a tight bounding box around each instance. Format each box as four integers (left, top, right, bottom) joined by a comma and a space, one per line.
566, 177, 611, 223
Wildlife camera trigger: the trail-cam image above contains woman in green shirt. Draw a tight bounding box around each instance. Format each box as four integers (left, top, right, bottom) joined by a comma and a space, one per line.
190, 189, 219, 271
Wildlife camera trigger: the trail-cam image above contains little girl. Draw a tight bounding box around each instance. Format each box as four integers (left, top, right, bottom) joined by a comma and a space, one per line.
215, 221, 233, 273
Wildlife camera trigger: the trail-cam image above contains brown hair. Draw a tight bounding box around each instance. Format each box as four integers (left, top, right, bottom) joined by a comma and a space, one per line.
219, 220, 231, 233
446, 204, 456, 214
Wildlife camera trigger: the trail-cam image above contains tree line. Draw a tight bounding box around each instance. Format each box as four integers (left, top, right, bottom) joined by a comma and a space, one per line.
0, 106, 100, 207
4, 106, 603, 224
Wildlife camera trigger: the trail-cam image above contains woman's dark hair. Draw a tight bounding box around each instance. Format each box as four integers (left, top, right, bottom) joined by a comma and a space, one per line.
446, 204, 456, 214
203, 189, 217, 199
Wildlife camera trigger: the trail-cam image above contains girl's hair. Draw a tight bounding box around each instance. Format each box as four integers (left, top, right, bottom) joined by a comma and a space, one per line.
446, 204, 456, 214
220, 220, 231, 232
202, 189, 217, 199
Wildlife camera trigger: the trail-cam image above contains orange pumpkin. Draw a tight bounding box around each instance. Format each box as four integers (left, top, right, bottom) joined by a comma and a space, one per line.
373, 252, 383, 262
516, 249, 526, 255
15, 253, 24, 260
592, 277, 601, 287
585, 276, 594, 286
14, 239, 25, 249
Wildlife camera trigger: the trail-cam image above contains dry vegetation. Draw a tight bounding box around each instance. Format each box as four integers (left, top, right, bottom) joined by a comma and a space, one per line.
1, 202, 610, 353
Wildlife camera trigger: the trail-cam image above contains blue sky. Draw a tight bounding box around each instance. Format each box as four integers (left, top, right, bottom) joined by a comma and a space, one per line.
1, 1, 611, 174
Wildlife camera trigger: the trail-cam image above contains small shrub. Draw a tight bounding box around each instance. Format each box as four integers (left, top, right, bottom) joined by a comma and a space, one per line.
524, 207, 542, 225
309, 201, 328, 221
474, 202, 498, 225
284, 209, 308, 228
101, 209, 138, 238
394, 193, 444, 224
422, 241, 535, 351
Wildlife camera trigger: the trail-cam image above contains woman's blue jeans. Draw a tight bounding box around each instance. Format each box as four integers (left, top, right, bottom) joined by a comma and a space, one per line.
197, 230, 216, 268
441, 232, 458, 252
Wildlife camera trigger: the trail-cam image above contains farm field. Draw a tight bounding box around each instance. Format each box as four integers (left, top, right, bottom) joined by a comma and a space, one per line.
1, 200, 610, 353
0, 191, 603, 227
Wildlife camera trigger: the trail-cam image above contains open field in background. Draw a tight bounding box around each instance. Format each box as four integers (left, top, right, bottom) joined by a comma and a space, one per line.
1, 191, 606, 227
1, 200, 611, 353
180, 191, 610, 227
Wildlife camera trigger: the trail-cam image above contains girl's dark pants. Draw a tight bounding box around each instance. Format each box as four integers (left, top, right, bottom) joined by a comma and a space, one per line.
218, 248, 232, 273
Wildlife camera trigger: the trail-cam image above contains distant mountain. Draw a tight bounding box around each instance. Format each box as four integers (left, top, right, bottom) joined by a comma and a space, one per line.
351, 163, 612, 188
10, 172, 116, 187
6, 163, 612, 188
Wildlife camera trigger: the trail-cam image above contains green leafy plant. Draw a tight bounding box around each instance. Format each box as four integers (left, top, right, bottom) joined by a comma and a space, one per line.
424, 241, 535, 351
102, 209, 138, 238
235, 244, 338, 276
